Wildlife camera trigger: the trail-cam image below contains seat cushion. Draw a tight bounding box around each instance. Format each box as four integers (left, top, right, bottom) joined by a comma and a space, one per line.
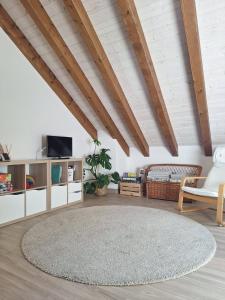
182, 186, 218, 198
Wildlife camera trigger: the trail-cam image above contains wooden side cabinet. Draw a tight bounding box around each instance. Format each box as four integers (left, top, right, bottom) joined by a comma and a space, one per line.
119, 182, 142, 197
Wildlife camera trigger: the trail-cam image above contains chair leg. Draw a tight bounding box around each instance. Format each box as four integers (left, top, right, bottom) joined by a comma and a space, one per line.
216, 195, 224, 226
177, 190, 184, 211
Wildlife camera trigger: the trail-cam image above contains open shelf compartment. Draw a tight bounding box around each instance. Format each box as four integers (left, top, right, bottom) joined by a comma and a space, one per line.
26, 162, 48, 190
51, 161, 68, 185
68, 160, 82, 182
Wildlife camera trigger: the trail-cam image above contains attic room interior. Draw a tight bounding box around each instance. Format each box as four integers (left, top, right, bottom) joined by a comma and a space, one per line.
0, 0, 225, 299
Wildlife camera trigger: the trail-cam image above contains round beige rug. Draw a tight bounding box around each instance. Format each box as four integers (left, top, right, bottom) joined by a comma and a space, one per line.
21, 206, 216, 286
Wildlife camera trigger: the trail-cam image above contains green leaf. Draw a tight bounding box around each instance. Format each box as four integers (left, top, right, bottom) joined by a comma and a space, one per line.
86, 154, 100, 167
84, 181, 96, 194
96, 174, 110, 188
98, 148, 112, 170
93, 139, 101, 146
111, 172, 120, 184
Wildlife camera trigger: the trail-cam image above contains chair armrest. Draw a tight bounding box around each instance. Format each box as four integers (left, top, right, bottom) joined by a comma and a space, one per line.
218, 183, 225, 197
180, 176, 207, 188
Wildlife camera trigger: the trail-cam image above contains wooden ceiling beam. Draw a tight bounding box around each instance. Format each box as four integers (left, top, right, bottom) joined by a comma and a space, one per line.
180, 0, 212, 156
63, 0, 149, 156
0, 4, 97, 139
117, 0, 178, 156
20, 0, 129, 156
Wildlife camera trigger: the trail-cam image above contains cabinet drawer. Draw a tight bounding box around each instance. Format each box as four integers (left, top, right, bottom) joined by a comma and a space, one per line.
0, 193, 25, 224
26, 189, 47, 216
51, 185, 67, 208
68, 191, 82, 203
68, 182, 82, 193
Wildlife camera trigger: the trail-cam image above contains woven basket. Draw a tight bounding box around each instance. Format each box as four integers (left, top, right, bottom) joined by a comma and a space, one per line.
145, 164, 202, 201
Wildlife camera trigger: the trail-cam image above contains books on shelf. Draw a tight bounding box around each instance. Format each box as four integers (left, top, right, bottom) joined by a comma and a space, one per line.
121, 172, 141, 183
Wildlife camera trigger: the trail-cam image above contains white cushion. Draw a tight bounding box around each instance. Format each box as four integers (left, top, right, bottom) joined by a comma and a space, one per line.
182, 186, 218, 198
203, 165, 225, 192
213, 147, 225, 164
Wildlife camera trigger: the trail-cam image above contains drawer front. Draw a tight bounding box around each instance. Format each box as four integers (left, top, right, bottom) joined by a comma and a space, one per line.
26, 189, 47, 216
68, 182, 82, 193
0, 193, 25, 224
68, 191, 82, 203
51, 185, 67, 208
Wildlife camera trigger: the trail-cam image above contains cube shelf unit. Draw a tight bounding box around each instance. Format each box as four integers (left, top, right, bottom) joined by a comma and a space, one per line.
0, 158, 83, 227
49, 159, 83, 209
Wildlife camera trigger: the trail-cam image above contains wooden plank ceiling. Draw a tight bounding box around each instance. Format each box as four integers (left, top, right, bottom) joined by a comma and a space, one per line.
63, 0, 149, 156
20, 0, 129, 156
180, 0, 212, 156
117, 0, 178, 156
0, 0, 223, 156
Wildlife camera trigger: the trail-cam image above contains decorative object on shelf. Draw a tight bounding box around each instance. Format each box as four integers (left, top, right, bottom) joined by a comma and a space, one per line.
0, 144, 12, 161
51, 164, 63, 184
68, 165, 75, 182
35, 146, 47, 160
26, 175, 35, 189
84, 139, 120, 196
145, 164, 202, 201
0, 183, 7, 193
0, 173, 13, 193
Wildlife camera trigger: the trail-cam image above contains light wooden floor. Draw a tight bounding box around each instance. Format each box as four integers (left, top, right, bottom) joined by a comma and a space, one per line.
0, 194, 225, 300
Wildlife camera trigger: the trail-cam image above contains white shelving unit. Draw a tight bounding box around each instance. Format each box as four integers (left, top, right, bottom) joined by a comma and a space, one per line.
49, 159, 83, 209
0, 158, 83, 227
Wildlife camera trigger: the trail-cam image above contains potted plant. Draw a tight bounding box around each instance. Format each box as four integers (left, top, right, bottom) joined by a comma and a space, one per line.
84, 139, 120, 196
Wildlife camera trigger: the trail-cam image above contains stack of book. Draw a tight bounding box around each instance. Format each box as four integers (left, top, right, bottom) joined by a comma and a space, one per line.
121, 172, 141, 183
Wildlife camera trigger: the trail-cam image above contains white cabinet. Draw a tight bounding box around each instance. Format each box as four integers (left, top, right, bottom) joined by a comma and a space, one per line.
26, 189, 47, 216
51, 185, 67, 208
0, 193, 25, 224
0, 158, 83, 227
68, 182, 82, 203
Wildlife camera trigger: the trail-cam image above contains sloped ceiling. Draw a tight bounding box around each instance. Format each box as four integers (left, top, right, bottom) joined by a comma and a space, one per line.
1, 0, 225, 154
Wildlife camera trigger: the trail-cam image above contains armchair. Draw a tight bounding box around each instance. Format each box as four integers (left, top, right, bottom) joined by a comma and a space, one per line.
178, 147, 225, 226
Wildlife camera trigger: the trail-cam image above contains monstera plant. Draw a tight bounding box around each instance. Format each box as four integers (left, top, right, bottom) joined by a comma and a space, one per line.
84, 139, 120, 196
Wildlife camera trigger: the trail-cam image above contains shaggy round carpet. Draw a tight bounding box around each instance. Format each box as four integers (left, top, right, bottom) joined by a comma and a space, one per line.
21, 206, 216, 286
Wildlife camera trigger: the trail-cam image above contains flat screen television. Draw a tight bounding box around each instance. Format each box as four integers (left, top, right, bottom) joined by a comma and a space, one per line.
47, 135, 72, 158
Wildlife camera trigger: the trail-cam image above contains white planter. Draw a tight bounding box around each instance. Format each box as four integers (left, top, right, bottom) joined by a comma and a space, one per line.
68, 182, 82, 203
51, 185, 67, 208
26, 189, 47, 216
0, 193, 25, 224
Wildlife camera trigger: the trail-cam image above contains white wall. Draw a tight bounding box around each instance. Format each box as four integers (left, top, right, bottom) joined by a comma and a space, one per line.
124, 146, 213, 176
0, 29, 214, 186
0, 29, 93, 160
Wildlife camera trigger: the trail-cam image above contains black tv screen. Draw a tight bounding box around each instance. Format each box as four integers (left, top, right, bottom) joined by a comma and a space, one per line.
47, 136, 72, 158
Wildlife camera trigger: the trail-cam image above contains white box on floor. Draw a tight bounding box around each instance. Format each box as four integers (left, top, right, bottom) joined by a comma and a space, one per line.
26, 189, 47, 216
0, 193, 25, 224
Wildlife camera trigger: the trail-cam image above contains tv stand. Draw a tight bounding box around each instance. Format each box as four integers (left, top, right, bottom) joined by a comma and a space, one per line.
0, 158, 83, 227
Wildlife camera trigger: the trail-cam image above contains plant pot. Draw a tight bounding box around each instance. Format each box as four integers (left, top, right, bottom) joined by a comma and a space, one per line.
95, 185, 108, 196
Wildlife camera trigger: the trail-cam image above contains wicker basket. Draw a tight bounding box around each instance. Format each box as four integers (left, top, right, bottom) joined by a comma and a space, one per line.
145, 164, 202, 201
